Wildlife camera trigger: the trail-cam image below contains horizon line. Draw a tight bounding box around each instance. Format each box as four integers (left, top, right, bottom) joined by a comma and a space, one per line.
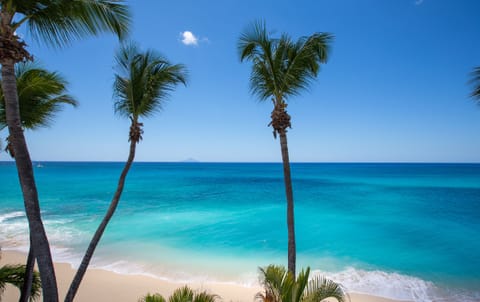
2, 160, 480, 164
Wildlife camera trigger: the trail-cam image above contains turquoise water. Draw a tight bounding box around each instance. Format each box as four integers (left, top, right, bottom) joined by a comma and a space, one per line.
1, 162, 479, 301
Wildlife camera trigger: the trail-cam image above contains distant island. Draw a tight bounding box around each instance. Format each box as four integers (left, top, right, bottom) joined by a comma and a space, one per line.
181, 158, 199, 163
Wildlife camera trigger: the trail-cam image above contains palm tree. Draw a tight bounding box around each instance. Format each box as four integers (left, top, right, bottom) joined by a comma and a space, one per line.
0, 249, 41, 302
469, 66, 480, 100
0, 62, 78, 156
0, 62, 77, 302
138, 286, 218, 302
255, 265, 349, 302
238, 21, 333, 276
0, 1, 129, 300
65, 43, 187, 302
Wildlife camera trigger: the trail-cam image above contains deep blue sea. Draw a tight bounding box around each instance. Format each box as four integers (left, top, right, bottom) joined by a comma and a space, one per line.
1, 162, 479, 302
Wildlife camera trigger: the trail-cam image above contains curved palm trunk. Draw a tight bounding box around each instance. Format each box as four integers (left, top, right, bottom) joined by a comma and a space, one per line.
1, 61, 59, 302
278, 130, 296, 277
19, 241, 35, 302
65, 138, 137, 302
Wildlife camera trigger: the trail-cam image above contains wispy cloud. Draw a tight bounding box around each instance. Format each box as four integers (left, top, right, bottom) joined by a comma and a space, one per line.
181, 31, 199, 46
415, 0, 424, 5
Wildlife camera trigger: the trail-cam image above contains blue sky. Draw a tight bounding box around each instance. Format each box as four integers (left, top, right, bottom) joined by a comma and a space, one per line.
2, 0, 480, 162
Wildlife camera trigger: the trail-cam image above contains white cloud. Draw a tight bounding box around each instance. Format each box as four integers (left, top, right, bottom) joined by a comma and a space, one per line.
181, 31, 198, 46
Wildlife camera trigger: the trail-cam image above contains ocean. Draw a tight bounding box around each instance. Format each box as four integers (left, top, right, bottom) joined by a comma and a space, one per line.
0, 162, 479, 302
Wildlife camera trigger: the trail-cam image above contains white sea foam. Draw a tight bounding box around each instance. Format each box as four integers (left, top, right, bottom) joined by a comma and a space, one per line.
0, 210, 84, 255
313, 267, 479, 302
0, 211, 29, 249
0, 211, 25, 222
85, 258, 260, 288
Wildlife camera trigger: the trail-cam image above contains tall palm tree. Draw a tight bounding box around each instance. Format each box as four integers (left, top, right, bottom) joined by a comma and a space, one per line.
0, 62, 78, 155
238, 21, 333, 276
138, 286, 218, 302
0, 62, 77, 301
255, 265, 349, 302
0, 1, 129, 300
469, 66, 480, 100
65, 43, 187, 302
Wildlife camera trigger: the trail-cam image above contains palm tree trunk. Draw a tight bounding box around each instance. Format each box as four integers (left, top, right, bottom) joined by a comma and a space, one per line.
65, 139, 137, 302
1, 60, 59, 302
19, 241, 35, 302
278, 130, 296, 277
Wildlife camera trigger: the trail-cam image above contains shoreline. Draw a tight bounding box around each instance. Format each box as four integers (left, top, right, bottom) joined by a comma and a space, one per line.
1, 250, 406, 302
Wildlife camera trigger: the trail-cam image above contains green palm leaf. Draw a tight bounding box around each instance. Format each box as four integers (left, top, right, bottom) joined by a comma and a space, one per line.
281, 33, 332, 98
0, 62, 78, 131
168, 286, 194, 302
193, 291, 218, 302
138, 293, 167, 302
0, 264, 41, 301
257, 265, 294, 302
139, 286, 218, 302
113, 42, 188, 122
470, 66, 480, 100
11, 0, 130, 47
303, 275, 349, 302
238, 20, 333, 104
292, 268, 310, 302
256, 265, 349, 302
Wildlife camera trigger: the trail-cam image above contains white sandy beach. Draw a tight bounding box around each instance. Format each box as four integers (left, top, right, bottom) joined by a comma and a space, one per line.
1, 251, 406, 302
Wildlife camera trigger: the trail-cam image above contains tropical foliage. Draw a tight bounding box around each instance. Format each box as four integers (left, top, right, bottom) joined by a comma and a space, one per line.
138, 286, 218, 302
65, 43, 187, 302
112, 43, 188, 123
255, 265, 349, 302
0, 1, 130, 300
0, 62, 77, 130
238, 20, 333, 275
140, 293, 166, 302
470, 66, 480, 100
0, 250, 41, 302
0, 62, 77, 156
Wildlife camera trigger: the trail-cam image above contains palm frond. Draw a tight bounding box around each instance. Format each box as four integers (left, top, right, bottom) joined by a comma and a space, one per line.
192, 291, 218, 302
238, 20, 281, 102
238, 21, 333, 104
302, 275, 349, 302
0, 264, 42, 301
280, 32, 333, 99
238, 20, 269, 62
257, 265, 296, 302
113, 42, 188, 121
168, 285, 194, 302
139, 286, 218, 302
250, 58, 276, 101
257, 265, 348, 302
138, 293, 166, 302
292, 267, 310, 302
24, 0, 130, 47
0, 62, 78, 130
469, 66, 480, 100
